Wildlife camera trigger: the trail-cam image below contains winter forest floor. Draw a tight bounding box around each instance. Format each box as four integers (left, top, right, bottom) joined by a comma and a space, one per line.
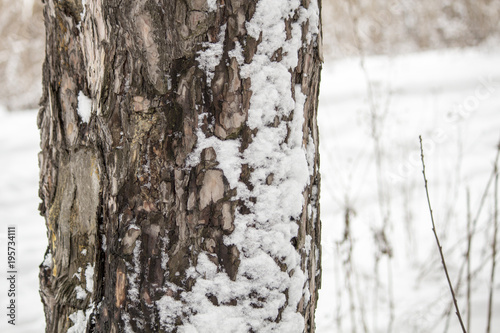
1, 44, 500, 332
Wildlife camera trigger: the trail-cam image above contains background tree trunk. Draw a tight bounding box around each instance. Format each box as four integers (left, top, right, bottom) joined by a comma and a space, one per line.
38, 0, 322, 332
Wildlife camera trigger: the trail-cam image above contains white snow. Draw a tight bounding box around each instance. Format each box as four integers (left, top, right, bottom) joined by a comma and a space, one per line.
42, 251, 52, 268
122, 312, 136, 333
228, 41, 244, 66
77, 0, 87, 31
124, 237, 142, 306
81, 0, 87, 21
77, 91, 92, 123
0, 108, 48, 332
67, 310, 87, 333
186, 121, 242, 187
157, 293, 184, 329
101, 234, 107, 251
196, 25, 226, 86
75, 286, 87, 300
207, 0, 217, 12
85, 263, 94, 293
67, 303, 94, 333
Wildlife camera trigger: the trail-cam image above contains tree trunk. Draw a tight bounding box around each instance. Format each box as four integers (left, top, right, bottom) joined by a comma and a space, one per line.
38, 0, 322, 332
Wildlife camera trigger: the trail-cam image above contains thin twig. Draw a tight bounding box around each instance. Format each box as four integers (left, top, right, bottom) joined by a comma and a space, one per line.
436, 250, 498, 329
486, 162, 498, 333
419, 136, 467, 333
334, 244, 343, 332
466, 188, 471, 333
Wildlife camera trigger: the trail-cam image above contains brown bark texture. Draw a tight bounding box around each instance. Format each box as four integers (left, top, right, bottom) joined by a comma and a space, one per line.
38, 0, 322, 332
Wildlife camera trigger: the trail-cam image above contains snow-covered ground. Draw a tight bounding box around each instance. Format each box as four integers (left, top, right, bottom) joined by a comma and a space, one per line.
1, 44, 500, 332
317, 44, 500, 333
0, 109, 46, 332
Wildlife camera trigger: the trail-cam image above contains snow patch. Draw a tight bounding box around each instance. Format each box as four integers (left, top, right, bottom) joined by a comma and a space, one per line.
67, 303, 94, 333
101, 234, 107, 251
305, 234, 312, 254
75, 285, 87, 300
67, 310, 87, 333
228, 41, 244, 65
157, 294, 184, 330
85, 263, 94, 293
160, 236, 170, 271
77, 91, 92, 123
196, 24, 226, 86
207, 0, 217, 12
77, 0, 87, 31
186, 120, 242, 188
126, 239, 142, 303
122, 312, 135, 333
42, 251, 52, 268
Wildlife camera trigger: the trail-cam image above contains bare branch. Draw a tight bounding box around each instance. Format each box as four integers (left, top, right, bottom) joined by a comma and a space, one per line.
419, 135, 467, 333
486, 160, 498, 333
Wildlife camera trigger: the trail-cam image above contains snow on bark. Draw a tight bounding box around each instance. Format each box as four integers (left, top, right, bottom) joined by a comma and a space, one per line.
159, 0, 321, 331
207, 0, 217, 12
196, 24, 226, 86
85, 263, 94, 293
67, 303, 94, 333
75, 286, 88, 300
77, 91, 92, 123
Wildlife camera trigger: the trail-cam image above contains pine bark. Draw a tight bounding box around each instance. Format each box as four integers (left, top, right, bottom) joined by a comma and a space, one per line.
38, 0, 322, 332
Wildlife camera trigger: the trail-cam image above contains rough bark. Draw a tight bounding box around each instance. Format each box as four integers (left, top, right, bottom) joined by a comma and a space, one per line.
38, 0, 322, 332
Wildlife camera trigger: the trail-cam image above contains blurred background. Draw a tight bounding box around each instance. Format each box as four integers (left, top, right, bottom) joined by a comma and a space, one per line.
2, 0, 500, 109
1, 0, 500, 332
0, 0, 43, 110
323, 0, 500, 58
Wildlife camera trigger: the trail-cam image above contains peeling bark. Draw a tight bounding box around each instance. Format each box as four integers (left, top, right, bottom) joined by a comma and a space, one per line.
39, 0, 322, 332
